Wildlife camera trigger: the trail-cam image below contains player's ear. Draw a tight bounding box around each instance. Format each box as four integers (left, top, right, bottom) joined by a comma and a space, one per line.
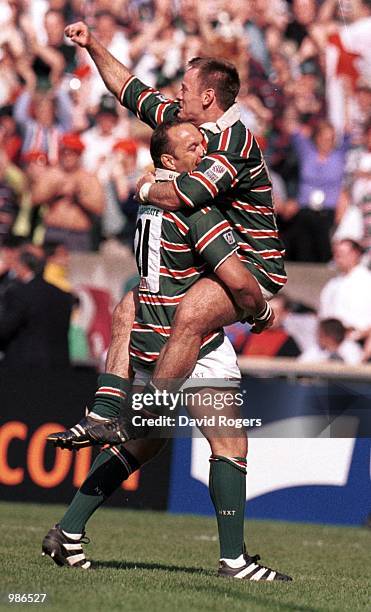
161, 153, 176, 170
202, 88, 215, 107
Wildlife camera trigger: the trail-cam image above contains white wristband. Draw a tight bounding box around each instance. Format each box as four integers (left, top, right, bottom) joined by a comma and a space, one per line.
255, 301, 272, 322
138, 182, 152, 203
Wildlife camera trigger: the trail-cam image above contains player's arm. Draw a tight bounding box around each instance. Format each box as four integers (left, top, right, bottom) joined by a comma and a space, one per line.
138, 150, 244, 211
65, 22, 179, 129
65, 21, 130, 99
189, 211, 273, 327
216, 254, 274, 332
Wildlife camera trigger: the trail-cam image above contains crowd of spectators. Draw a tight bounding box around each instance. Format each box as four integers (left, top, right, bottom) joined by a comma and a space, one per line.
226, 238, 371, 363
1, 0, 371, 258
1, 0, 371, 366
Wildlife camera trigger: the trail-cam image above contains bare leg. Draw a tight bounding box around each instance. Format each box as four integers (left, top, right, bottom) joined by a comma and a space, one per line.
122, 437, 167, 464
186, 388, 247, 458
105, 288, 139, 377
152, 276, 240, 391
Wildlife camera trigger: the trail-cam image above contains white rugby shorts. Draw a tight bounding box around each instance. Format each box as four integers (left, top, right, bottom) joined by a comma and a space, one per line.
133, 336, 241, 389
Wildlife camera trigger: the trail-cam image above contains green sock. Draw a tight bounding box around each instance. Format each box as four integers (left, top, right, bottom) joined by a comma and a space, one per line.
209, 455, 247, 559
90, 373, 131, 419
59, 446, 139, 534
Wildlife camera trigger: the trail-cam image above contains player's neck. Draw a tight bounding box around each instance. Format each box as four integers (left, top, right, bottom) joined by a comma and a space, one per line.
155, 168, 180, 182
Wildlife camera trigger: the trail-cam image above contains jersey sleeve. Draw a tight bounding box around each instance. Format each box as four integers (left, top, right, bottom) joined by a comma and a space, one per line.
173, 126, 271, 208
119, 76, 179, 129
188, 209, 239, 271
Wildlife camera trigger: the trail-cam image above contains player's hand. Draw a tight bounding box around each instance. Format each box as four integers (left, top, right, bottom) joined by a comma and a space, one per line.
250, 310, 275, 334
249, 301, 275, 334
135, 172, 155, 203
64, 22, 92, 47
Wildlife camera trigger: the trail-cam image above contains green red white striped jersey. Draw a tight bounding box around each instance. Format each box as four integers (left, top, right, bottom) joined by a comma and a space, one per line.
120, 76, 287, 295
130, 171, 239, 370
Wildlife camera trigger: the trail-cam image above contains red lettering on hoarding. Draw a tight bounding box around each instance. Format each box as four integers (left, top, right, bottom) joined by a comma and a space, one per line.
27, 423, 73, 488
0, 420, 141, 491
0, 421, 27, 485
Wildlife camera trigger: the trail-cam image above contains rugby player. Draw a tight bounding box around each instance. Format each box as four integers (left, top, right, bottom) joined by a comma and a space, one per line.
43, 121, 291, 581
54, 21, 285, 445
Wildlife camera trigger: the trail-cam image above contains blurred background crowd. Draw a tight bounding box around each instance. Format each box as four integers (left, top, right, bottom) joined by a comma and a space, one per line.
1, 0, 371, 368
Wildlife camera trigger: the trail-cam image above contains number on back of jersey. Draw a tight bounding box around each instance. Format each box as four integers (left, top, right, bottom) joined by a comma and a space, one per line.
134, 206, 163, 293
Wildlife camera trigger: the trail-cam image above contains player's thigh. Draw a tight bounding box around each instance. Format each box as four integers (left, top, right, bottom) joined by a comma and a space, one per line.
174, 275, 241, 334
186, 387, 247, 457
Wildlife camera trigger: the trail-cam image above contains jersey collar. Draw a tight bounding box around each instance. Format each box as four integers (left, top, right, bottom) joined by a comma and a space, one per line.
155, 168, 180, 181
199, 102, 241, 134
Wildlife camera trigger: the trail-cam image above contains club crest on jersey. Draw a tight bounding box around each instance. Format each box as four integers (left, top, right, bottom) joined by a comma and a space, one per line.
204, 162, 227, 183
223, 230, 236, 245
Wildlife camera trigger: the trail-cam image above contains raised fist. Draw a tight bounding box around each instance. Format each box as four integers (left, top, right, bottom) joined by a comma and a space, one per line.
64, 21, 91, 47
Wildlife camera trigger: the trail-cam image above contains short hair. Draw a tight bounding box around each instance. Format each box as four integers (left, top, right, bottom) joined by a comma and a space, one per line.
150, 119, 192, 168
187, 57, 240, 111
319, 318, 346, 344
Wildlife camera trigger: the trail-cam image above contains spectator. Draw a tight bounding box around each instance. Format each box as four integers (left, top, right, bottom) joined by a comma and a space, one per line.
240, 294, 301, 358
81, 94, 127, 181
43, 240, 72, 293
0, 235, 24, 301
284, 0, 317, 58
44, 9, 77, 74
299, 318, 363, 365
85, 10, 132, 107
107, 139, 140, 246
0, 242, 74, 367
349, 81, 371, 146
18, 12, 66, 88
340, 122, 371, 252
319, 239, 371, 341
0, 105, 22, 164
14, 88, 72, 164
0, 149, 25, 243
2, 0, 371, 266
30, 133, 104, 251
281, 120, 351, 262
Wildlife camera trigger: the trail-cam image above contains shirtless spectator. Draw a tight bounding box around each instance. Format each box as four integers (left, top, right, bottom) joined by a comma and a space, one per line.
30, 133, 104, 251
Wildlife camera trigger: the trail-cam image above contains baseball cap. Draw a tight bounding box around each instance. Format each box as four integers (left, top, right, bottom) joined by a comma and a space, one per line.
113, 139, 138, 156
22, 150, 48, 164
60, 133, 85, 153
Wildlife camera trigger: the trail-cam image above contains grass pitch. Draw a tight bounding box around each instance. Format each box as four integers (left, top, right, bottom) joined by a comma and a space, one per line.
0, 502, 369, 612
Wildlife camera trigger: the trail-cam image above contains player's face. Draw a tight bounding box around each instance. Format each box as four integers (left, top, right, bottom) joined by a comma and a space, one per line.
177, 68, 204, 124
169, 124, 204, 172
